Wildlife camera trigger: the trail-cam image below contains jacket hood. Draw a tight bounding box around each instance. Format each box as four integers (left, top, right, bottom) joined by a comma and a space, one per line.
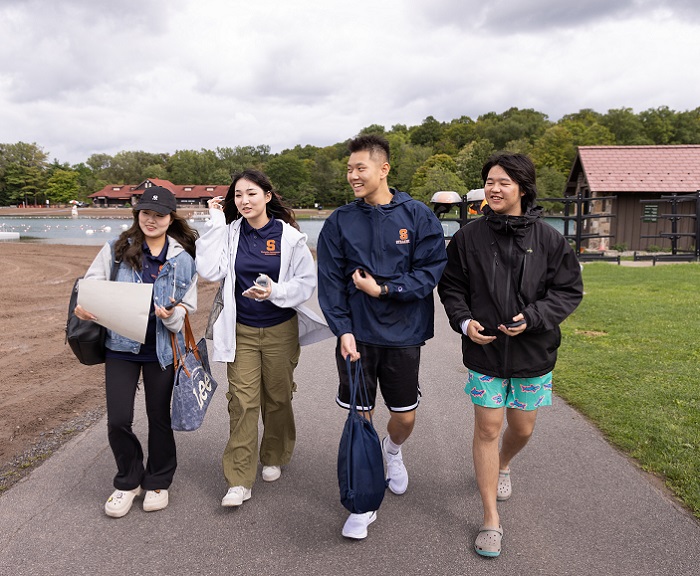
483, 204, 542, 236
356, 188, 412, 212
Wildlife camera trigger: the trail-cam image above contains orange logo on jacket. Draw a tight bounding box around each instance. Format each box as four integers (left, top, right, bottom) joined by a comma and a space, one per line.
396, 228, 410, 245
262, 239, 280, 256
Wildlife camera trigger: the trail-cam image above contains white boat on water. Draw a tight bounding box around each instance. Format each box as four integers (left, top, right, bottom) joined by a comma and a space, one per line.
0, 231, 20, 240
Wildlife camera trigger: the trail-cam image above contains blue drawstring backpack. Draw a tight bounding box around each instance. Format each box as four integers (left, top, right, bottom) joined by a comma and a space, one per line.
337, 358, 387, 514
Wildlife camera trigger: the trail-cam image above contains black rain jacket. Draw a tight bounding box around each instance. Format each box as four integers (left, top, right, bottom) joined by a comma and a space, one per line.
437, 205, 583, 378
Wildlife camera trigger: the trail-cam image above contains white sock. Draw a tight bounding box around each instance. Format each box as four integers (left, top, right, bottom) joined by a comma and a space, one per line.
385, 436, 402, 455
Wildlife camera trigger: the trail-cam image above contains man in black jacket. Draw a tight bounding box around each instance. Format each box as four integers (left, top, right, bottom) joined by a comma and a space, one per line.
438, 153, 583, 558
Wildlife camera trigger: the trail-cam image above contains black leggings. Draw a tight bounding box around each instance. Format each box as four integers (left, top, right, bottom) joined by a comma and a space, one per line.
105, 358, 175, 491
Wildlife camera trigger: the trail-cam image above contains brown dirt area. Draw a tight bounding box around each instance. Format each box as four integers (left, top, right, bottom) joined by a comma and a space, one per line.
0, 241, 217, 490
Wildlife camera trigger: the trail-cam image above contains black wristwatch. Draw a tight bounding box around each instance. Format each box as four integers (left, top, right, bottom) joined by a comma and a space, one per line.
379, 284, 389, 299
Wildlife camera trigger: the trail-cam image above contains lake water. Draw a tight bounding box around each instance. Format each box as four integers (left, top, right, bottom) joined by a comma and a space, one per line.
0, 215, 565, 248
0, 216, 328, 247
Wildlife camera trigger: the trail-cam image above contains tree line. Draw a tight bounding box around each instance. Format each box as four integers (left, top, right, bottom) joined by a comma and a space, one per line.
1, 106, 699, 209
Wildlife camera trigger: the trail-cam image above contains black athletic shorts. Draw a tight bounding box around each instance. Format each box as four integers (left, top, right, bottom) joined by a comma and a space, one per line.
335, 341, 422, 412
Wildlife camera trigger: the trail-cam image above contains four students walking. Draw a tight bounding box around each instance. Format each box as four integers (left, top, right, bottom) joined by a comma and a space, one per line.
75, 140, 582, 559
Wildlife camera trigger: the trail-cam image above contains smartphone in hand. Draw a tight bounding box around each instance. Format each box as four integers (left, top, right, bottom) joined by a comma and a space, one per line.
163, 296, 184, 310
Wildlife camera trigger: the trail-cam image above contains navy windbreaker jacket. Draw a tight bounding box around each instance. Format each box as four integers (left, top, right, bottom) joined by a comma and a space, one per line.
317, 189, 447, 347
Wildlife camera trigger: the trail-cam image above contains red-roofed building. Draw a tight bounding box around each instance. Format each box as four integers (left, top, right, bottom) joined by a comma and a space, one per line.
89, 179, 229, 209
566, 145, 700, 251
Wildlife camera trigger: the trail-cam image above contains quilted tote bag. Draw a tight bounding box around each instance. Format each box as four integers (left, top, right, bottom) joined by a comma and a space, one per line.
170, 311, 218, 431
337, 357, 387, 514
65, 249, 118, 365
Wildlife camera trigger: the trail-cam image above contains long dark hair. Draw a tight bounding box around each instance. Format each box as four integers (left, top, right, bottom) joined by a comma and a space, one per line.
481, 153, 538, 212
222, 169, 299, 230
114, 210, 198, 271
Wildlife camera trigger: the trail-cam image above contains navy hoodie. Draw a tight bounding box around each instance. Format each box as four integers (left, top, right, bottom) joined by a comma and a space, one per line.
317, 189, 447, 347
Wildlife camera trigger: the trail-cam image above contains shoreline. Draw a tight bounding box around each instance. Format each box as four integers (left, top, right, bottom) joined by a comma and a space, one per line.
0, 206, 331, 219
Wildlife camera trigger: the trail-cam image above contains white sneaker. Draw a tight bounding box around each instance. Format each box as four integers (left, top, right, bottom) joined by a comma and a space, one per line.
262, 466, 281, 482
221, 486, 252, 507
143, 489, 169, 512
104, 487, 143, 518
342, 511, 377, 539
382, 436, 408, 495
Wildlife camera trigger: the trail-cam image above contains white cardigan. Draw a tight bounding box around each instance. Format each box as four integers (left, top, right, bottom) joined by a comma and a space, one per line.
195, 209, 333, 362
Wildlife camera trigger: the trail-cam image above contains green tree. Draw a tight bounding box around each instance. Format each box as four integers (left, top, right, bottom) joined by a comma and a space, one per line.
560, 108, 604, 127
217, 145, 271, 177
455, 139, 495, 190
86, 153, 112, 173
103, 150, 169, 184
46, 169, 80, 204
476, 108, 551, 150
265, 154, 312, 207
72, 162, 106, 202
0, 142, 49, 205
411, 165, 468, 204
358, 124, 386, 136
536, 166, 568, 208
308, 148, 347, 207
600, 108, 652, 145
672, 108, 700, 143
385, 133, 433, 193
410, 154, 460, 200
409, 115, 444, 147
531, 125, 577, 174
443, 116, 477, 152
143, 163, 169, 180
579, 123, 616, 146
167, 149, 220, 184
639, 106, 676, 145
3, 163, 45, 205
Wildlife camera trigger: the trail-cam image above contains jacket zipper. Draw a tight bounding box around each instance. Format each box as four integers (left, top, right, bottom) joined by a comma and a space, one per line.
502, 235, 514, 375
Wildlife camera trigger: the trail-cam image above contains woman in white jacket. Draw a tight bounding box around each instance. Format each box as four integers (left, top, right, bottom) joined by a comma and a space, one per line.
196, 169, 331, 507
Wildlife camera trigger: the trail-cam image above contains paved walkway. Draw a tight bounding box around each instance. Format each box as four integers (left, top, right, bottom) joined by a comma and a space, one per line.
2, 296, 699, 576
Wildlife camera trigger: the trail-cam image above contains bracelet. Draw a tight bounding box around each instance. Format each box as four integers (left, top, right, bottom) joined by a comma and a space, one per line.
379, 284, 389, 298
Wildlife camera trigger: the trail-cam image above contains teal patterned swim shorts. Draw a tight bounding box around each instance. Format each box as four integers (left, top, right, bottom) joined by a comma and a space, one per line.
465, 369, 553, 411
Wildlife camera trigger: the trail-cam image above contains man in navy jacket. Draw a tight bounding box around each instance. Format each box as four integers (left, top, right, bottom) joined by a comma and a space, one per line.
318, 134, 447, 540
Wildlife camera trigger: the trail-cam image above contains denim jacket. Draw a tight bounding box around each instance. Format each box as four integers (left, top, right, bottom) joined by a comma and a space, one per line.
84, 238, 198, 369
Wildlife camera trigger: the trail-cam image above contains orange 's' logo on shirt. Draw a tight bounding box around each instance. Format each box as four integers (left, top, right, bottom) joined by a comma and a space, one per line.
267, 240, 276, 252
396, 228, 410, 244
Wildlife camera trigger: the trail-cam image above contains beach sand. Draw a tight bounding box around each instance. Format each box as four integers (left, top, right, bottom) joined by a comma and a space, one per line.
0, 242, 217, 488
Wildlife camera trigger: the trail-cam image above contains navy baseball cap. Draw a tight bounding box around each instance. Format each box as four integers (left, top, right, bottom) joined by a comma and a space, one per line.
136, 186, 177, 214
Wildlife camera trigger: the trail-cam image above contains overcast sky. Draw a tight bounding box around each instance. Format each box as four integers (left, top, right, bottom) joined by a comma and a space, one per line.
1, 0, 699, 164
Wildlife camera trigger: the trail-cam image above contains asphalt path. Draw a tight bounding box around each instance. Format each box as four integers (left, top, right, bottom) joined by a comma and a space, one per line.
2, 293, 699, 575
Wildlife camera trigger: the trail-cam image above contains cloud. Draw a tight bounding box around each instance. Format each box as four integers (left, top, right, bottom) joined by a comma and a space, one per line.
1, 0, 699, 164
404, 0, 700, 31
0, 0, 181, 101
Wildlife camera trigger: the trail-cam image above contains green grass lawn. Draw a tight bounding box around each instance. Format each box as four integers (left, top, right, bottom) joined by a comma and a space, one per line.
556, 263, 700, 518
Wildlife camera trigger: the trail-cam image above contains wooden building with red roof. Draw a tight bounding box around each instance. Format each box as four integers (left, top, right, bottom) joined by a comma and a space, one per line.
89, 179, 229, 209
566, 145, 700, 251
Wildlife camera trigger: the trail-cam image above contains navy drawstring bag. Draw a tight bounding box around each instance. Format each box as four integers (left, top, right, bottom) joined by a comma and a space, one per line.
337, 357, 387, 514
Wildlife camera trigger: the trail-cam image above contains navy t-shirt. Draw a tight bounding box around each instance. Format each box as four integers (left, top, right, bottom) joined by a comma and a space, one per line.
106, 240, 167, 362
235, 217, 296, 328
